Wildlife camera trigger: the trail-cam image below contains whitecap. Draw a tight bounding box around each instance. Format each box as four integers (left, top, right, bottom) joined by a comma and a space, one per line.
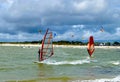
81, 76, 120, 82
111, 61, 120, 65
42, 59, 90, 65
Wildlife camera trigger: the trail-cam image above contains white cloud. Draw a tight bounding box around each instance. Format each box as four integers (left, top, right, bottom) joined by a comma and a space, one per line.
113, 13, 120, 18
73, 0, 107, 14
72, 25, 85, 29
82, 27, 120, 41
0, 32, 42, 41
115, 27, 120, 36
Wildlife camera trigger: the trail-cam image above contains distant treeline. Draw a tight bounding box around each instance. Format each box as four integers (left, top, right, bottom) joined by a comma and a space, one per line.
0, 40, 120, 46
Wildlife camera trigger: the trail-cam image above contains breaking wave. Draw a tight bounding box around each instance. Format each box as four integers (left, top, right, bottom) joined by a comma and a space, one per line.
80, 76, 120, 82
34, 56, 98, 65
110, 61, 120, 65
44, 60, 90, 65
35, 58, 98, 65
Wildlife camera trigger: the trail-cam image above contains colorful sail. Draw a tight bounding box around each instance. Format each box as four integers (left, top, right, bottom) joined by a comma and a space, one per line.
100, 26, 104, 32
87, 36, 95, 57
53, 32, 57, 38
38, 30, 42, 33
38, 28, 54, 61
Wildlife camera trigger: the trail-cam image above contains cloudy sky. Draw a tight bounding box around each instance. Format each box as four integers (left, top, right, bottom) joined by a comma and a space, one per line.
0, 0, 120, 42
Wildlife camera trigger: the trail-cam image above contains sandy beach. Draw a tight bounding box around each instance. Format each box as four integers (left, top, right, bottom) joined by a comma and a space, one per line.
0, 43, 120, 49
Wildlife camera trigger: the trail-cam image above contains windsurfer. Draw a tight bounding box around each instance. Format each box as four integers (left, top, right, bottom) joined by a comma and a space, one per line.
38, 49, 40, 54
87, 36, 95, 57
37, 28, 54, 61
38, 49, 41, 61
51, 52, 53, 55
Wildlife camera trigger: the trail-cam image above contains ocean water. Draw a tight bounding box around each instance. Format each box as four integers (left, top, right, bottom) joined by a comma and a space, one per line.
0, 46, 120, 82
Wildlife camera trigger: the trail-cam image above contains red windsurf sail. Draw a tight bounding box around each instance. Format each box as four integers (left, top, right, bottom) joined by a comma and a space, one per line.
38, 28, 54, 61
87, 36, 95, 57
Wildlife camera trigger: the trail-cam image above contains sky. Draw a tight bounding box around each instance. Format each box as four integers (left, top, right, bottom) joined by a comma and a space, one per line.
0, 0, 120, 42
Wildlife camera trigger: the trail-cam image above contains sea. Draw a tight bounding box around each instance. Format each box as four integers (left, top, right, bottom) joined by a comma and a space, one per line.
0, 46, 120, 82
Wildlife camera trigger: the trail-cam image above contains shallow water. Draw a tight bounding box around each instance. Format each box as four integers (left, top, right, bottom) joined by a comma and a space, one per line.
0, 46, 120, 82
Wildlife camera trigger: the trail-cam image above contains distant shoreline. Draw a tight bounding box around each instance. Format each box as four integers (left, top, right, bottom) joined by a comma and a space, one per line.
0, 43, 120, 49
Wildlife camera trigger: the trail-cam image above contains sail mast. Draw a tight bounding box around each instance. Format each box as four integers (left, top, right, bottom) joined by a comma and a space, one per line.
40, 28, 49, 61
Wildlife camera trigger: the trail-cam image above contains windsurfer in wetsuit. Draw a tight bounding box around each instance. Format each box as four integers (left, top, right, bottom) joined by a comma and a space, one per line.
51, 52, 54, 55
38, 49, 40, 61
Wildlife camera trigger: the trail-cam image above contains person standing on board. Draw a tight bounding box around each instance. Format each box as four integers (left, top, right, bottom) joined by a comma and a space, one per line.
38, 48, 41, 61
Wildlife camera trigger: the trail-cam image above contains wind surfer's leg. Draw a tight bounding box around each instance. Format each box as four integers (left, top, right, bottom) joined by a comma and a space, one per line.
38, 54, 40, 61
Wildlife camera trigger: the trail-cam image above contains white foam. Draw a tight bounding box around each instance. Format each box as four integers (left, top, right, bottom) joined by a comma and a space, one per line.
94, 76, 120, 82
86, 56, 98, 62
34, 57, 98, 65
42, 59, 90, 65
111, 61, 120, 65
73, 76, 120, 82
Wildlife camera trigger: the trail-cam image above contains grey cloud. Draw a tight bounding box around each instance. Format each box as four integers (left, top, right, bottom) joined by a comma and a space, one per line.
0, 0, 120, 41
1, 0, 110, 25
